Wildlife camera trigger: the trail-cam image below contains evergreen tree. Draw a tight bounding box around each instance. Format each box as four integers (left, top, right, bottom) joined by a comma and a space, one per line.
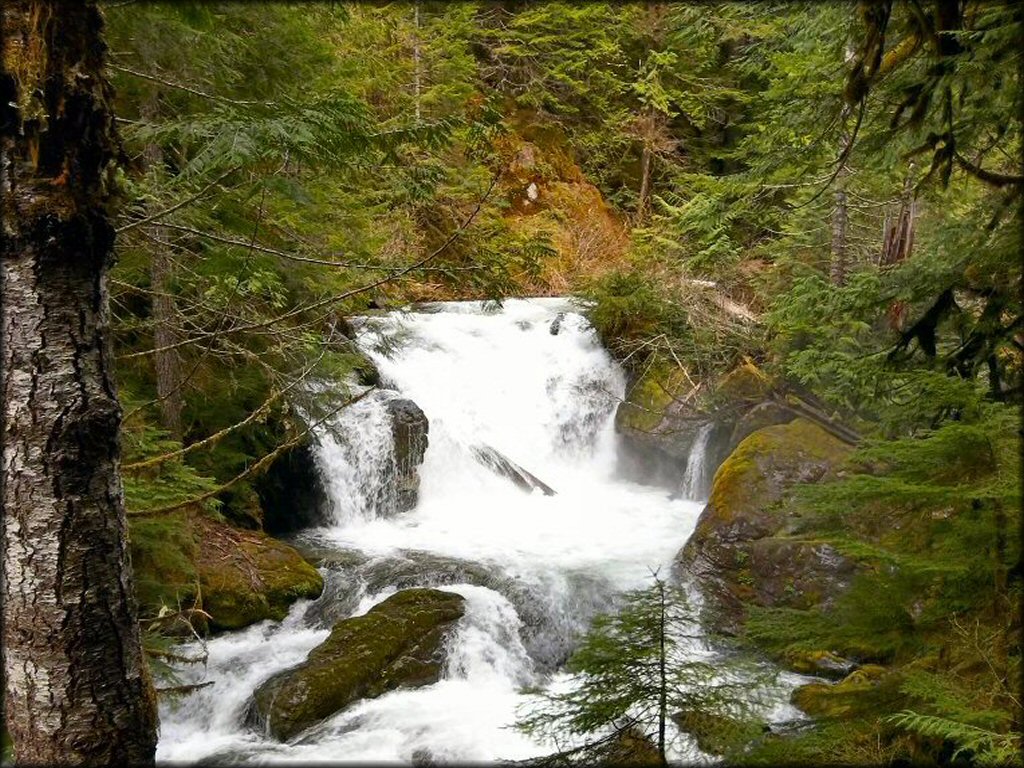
517, 575, 765, 766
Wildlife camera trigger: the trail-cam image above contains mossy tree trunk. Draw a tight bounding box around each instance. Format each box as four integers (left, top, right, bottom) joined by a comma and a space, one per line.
1, 2, 159, 764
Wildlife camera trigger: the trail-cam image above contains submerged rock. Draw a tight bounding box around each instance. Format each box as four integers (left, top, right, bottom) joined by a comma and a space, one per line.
195, 517, 324, 632
385, 397, 429, 514
674, 418, 855, 632
249, 588, 465, 741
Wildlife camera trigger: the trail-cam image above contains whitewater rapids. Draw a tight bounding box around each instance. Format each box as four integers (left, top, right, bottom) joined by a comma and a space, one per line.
155, 298, 802, 764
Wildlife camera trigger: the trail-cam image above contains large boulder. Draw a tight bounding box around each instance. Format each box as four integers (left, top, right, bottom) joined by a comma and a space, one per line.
674, 418, 855, 633
249, 588, 465, 741
295, 542, 613, 671
385, 398, 429, 514
195, 516, 323, 631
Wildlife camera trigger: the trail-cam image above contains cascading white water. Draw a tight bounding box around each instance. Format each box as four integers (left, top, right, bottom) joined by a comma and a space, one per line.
156, 298, 806, 764
313, 390, 397, 523
680, 422, 715, 502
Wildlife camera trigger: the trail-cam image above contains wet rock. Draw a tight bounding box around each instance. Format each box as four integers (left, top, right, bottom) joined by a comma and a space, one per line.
470, 444, 556, 496
385, 398, 429, 513
674, 418, 855, 633
549, 312, 566, 335
613, 364, 732, 490
195, 517, 323, 632
249, 588, 465, 741
295, 544, 613, 670
355, 549, 584, 668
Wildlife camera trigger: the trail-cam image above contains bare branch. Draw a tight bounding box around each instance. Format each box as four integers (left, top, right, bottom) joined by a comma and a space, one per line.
109, 63, 272, 107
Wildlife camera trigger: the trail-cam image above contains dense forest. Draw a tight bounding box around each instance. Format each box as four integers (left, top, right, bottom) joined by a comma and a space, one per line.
1, 1, 1020, 765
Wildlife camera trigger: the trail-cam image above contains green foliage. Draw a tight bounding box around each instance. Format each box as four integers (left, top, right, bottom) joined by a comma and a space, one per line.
888, 711, 1019, 767
517, 576, 769, 763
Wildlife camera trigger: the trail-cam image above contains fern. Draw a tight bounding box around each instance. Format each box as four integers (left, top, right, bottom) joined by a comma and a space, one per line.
887, 711, 1020, 766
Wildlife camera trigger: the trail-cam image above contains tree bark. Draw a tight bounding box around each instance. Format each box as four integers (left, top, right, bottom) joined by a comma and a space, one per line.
656, 578, 668, 767
1, 2, 159, 765
141, 100, 185, 441
638, 142, 653, 223
829, 176, 849, 286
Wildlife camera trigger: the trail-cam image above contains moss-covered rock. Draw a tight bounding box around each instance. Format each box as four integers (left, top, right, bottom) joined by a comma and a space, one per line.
249, 588, 465, 741
614, 360, 795, 492
616, 363, 692, 439
595, 727, 663, 767
675, 419, 855, 631
782, 650, 858, 680
791, 665, 892, 719
673, 709, 767, 757
195, 516, 323, 631
614, 363, 726, 488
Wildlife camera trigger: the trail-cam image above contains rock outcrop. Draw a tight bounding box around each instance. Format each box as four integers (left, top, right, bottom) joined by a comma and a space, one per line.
614, 361, 785, 493
674, 418, 855, 633
385, 397, 429, 514
130, 511, 323, 635
249, 588, 465, 741
790, 664, 891, 719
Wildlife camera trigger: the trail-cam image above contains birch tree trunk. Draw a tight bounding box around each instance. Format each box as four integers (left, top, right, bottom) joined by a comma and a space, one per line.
1, 2, 159, 764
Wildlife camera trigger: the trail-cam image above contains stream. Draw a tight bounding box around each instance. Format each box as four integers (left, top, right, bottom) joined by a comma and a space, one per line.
156, 298, 807, 764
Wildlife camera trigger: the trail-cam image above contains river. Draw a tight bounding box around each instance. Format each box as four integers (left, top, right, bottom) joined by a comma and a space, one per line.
156, 298, 805, 764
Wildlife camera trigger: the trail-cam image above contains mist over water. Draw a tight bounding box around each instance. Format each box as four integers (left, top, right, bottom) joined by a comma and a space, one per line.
156, 298, 801, 764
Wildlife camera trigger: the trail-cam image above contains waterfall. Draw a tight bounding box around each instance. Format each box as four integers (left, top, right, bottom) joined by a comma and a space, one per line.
312, 390, 397, 524
156, 299, 805, 764
680, 422, 714, 502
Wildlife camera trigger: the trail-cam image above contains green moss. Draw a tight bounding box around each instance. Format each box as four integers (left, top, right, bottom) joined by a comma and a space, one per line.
617, 364, 690, 434
252, 588, 465, 740
791, 665, 897, 720
714, 361, 773, 404
705, 418, 851, 527
195, 518, 323, 631
674, 709, 766, 757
